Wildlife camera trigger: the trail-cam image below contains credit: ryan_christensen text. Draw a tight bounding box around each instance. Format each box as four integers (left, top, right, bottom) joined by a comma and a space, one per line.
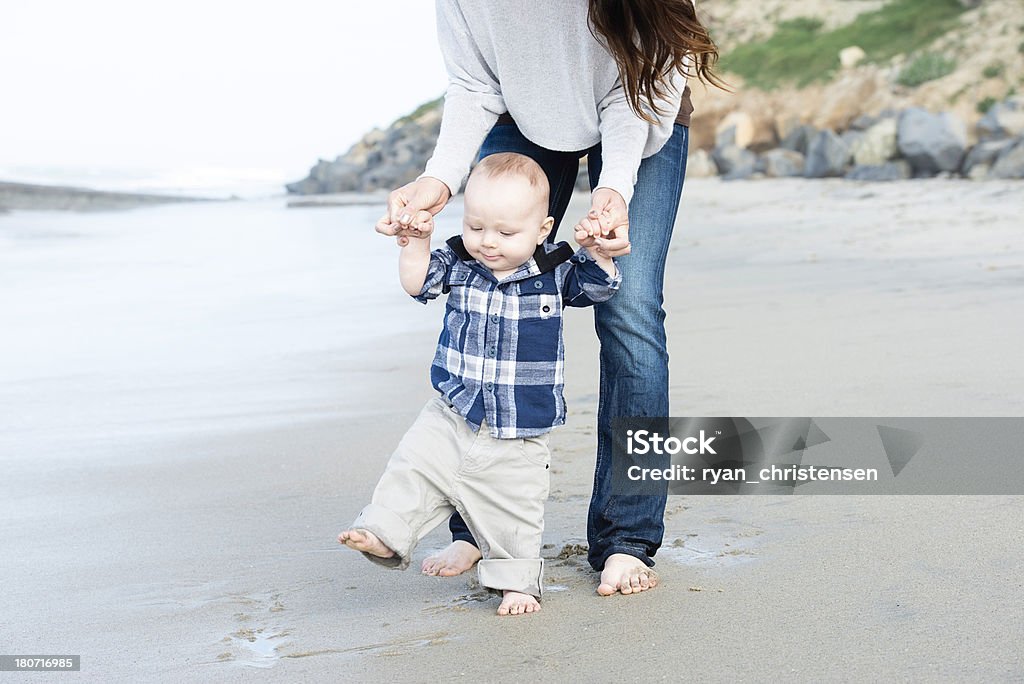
624, 429, 878, 485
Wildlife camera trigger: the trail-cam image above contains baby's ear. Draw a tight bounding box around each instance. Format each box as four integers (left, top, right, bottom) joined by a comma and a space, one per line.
538, 216, 555, 243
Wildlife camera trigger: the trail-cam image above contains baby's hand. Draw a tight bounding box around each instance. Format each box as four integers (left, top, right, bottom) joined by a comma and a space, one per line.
574, 221, 616, 276
393, 210, 435, 247
574, 207, 615, 247
574, 223, 598, 250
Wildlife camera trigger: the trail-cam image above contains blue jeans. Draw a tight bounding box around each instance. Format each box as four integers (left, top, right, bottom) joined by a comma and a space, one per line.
447, 120, 689, 571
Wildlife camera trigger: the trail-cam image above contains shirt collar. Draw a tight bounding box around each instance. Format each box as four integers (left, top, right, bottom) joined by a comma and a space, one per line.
446, 236, 574, 281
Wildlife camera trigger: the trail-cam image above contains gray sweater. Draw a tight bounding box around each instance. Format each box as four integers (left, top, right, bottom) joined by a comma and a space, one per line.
421, 0, 687, 205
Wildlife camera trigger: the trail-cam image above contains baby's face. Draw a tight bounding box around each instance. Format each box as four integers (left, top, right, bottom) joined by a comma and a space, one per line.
462, 173, 552, 278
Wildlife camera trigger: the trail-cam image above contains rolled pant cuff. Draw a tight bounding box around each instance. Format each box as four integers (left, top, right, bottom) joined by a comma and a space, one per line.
589, 544, 656, 572
477, 558, 544, 598
351, 503, 414, 570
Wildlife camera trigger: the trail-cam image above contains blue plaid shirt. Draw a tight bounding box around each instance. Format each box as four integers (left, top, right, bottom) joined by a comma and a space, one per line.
414, 236, 621, 438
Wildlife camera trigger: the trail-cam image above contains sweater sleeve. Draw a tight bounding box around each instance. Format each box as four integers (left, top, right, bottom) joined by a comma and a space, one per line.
595, 66, 688, 206
418, 0, 507, 197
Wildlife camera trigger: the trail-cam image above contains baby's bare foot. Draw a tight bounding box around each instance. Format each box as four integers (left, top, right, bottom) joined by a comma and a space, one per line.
597, 553, 658, 596
337, 529, 394, 559
497, 590, 540, 616
421, 540, 482, 576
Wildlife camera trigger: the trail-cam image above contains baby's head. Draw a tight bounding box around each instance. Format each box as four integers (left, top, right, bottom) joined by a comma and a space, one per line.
462, 153, 554, 275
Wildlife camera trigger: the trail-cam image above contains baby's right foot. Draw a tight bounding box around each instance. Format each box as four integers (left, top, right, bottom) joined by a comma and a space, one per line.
338, 529, 394, 559
497, 590, 540, 616
421, 540, 482, 576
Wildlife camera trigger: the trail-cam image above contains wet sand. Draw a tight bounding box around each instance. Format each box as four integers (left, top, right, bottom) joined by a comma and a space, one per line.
3, 178, 1023, 681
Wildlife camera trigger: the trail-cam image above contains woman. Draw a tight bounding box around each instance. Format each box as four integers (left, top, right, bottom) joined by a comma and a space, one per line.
376, 0, 722, 596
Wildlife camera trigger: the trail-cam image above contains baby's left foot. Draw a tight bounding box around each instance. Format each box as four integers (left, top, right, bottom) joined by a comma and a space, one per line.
497, 590, 540, 616
337, 529, 394, 559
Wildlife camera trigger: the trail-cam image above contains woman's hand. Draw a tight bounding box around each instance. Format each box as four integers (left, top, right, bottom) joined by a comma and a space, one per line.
375, 177, 452, 244
575, 187, 631, 257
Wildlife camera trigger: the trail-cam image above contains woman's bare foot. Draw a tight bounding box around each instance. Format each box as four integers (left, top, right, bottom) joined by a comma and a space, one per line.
337, 529, 394, 559
497, 590, 540, 616
421, 540, 482, 576
597, 553, 659, 596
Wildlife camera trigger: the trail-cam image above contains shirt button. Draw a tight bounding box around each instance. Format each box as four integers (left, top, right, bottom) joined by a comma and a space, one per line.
576, 255, 587, 263
533, 280, 544, 289
488, 346, 497, 357
485, 382, 494, 391
542, 305, 551, 313
490, 314, 500, 324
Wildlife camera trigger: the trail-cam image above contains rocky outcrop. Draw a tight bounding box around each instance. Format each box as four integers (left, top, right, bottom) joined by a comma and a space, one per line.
288, 94, 1022, 193
289, 0, 1024, 193
287, 103, 441, 195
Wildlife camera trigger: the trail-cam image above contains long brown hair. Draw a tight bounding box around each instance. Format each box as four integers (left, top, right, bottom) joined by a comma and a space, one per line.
588, 0, 727, 124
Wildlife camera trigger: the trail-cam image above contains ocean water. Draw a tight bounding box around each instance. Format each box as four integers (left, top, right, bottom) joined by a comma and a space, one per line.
0, 164, 296, 199
0, 198, 465, 463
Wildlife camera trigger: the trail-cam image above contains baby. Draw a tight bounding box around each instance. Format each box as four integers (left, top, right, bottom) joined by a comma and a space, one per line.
339, 152, 619, 615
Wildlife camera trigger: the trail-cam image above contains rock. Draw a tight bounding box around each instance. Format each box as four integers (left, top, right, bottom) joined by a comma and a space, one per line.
284, 176, 323, 195
839, 46, 866, 69
715, 111, 755, 149
711, 145, 756, 178
773, 116, 802, 142
961, 139, 1015, 175
804, 130, 851, 178
845, 161, 912, 181
976, 98, 1024, 141
286, 98, 443, 194
850, 118, 898, 166
849, 114, 878, 131
780, 125, 817, 156
989, 138, 1024, 179
757, 149, 805, 177
686, 149, 719, 178
966, 163, 990, 181
840, 129, 865, 150
896, 108, 967, 176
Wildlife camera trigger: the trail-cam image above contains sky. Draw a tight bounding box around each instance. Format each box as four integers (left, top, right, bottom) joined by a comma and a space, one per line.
0, 1, 447, 192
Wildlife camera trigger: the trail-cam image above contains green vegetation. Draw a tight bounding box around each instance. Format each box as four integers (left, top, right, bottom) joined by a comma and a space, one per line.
977, 97, 997, 114
897, 52, 957, 86
718, 0, 968, 89
395, 96, 444, 125
982, 61, 1006, 79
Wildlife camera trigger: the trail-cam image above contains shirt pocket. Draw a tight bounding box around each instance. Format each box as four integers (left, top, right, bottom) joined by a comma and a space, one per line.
446, 270, 480, 313
516, 277, 561, 320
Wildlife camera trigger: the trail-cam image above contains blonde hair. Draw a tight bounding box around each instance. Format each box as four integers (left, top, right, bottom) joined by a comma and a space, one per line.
470, 152, 550, 205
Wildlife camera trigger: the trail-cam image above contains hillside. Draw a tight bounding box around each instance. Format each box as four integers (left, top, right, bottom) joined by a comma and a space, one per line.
687, 0, 1023, 148
287, 0, 1024, 194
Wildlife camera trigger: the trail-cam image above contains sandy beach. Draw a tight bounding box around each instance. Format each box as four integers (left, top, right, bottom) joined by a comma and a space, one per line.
2, 178, 1022, 681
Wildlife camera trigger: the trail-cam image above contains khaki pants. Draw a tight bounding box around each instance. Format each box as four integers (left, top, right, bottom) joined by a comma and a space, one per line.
352, 397, 551, 598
